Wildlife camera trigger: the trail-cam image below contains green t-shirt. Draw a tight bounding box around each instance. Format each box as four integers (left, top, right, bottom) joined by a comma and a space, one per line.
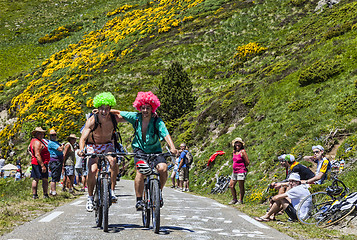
120, 111, 169, 153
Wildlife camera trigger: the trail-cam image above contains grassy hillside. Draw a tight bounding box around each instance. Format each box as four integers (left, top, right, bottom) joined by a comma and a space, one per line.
1, 0, 357, 238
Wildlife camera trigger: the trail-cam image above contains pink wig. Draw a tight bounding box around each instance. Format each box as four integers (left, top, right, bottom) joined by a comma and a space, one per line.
133, 91, 161, 113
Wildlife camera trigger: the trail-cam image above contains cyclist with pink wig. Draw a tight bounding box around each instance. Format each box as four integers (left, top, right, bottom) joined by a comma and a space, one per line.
112, 91, 177, 210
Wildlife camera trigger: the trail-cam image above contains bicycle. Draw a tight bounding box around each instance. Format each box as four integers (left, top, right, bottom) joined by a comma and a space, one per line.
296, 175, 350, 225
135, 150, 173, 233
85, 152, 133, 232
210, 175, 231, 194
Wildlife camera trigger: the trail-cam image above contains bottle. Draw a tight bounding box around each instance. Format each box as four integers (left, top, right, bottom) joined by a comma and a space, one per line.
339, 159, 345, 172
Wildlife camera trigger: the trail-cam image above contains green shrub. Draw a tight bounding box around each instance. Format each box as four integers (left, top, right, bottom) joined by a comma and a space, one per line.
335, 94, 357, 115
289, 0, 308, 7
298, 60, 342, 86
38, 22, 83, 44
323, 22, 353, 40
288, 100, 311, 111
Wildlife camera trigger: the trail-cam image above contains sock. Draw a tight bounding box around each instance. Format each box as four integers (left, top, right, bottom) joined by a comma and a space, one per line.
137, 197, 142, 202
88, 196, 94, 201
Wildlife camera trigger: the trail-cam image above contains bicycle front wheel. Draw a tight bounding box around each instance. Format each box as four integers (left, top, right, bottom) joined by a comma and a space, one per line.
151, 179, 161, 233
142, 183, 150, 228
94, 179, 103, 228
318, 204, 355, 227
102, 177, 109, 232
297, 192, 334, 225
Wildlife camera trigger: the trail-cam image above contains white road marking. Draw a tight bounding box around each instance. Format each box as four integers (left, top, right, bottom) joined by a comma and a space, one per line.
224, 220, 232, 223
39, 211, 63, 222
70, 200, 84, 205
239, 214, 270, 229
211, 202, 227, 208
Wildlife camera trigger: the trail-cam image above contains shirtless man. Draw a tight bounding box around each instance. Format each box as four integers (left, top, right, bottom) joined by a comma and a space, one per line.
79, 92, 120, 212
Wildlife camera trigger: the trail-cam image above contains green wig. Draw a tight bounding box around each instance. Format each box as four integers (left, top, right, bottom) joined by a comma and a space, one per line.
93, 92, 116, 108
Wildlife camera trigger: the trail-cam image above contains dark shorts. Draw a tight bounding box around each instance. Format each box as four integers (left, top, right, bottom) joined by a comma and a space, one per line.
285, 203, 298, 221
31, 164, 49, 180
49, 161, 63, 182
133, 148, 166, 165
75, 168, 83, 176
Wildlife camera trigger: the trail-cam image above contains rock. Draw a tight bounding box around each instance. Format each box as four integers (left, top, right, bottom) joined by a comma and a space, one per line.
315, 0, 341, 13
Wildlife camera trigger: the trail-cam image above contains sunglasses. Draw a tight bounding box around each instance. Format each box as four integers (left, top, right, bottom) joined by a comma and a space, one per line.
50, 134, 57, 136
313, 151, 320, 154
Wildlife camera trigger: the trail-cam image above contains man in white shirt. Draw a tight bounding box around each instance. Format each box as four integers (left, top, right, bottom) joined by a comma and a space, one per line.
255, 173, 311, 222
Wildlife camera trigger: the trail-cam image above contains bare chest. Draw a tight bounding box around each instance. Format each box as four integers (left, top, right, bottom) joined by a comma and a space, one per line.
90, 119, 114, 144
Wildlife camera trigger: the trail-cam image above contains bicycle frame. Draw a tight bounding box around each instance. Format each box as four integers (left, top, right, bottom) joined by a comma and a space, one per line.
85, 152, 134, 232
136, 151, 172, 234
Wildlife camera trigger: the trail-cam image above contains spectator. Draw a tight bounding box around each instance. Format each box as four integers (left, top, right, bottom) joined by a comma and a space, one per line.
15, 169, 21, 181
74, 144, 86, 192
63, 134, 78, 194
302, 145, 331, 184
228, 137, 249, 204
0, 155, 5, 178
178, 143, 190, 191
48, 129, 64, 196
170, 150, 181, 188
255, 173, 311, 222
270, 154, 315, 194
29, 127, 50, 199
16, 157, 22, 176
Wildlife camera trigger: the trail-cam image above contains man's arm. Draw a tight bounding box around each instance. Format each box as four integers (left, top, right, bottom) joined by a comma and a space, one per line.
110, 109, 127, 123
303, 155, 315, 163
302, 172, 323, 184
164, 134, 177, 155
178, 151, 186, 170
271, 192, 288, 202
79, 117, 95, 156
63, 143, 70, 159
33, 141, 46, 173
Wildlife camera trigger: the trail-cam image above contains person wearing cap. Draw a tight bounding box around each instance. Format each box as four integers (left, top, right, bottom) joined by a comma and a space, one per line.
178, 143, 190, 191
47, 129, 65, 196
29, 127, 50, 199
110, 91, 178, 210
79, 92, 122, 211
255, 173, 311, 222
63, 134, 78, 194
270, 154, 315, 194
302, 145, 331, 184
228, 137, 249, 205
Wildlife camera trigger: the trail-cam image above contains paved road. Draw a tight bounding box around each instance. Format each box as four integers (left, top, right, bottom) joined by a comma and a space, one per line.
2, 180, 293, 240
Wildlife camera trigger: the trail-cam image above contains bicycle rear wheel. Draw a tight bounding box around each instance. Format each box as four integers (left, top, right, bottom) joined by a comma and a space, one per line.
151, 179, 161, 233
297, 192, 334, 225
318, 204, 355, 227
142, 183, 150, 228
102, 177, 109, 232
94, 179, 103, 228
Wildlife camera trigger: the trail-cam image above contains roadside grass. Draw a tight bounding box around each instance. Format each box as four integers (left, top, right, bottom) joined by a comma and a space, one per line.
0, 177, 81, 236
189, 182, 357, 240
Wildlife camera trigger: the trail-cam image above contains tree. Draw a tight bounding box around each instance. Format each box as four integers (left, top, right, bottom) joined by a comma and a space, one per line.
157, 62, 196, 121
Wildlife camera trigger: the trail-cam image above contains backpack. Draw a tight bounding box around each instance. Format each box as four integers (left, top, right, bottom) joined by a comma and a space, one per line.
185, 150, 193, 167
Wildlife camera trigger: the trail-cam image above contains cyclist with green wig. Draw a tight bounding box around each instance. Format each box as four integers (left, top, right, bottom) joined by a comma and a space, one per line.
79, 92, 121, 212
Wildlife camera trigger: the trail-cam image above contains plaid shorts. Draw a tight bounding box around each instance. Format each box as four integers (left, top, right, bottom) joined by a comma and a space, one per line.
86, 143, 115, 154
